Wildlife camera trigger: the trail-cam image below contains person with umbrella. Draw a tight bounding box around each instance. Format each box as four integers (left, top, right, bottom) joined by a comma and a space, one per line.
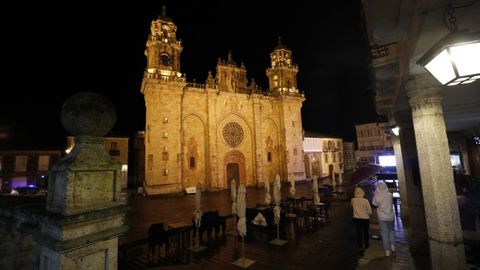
351, 186, 372, 257
372, 181, 395, 257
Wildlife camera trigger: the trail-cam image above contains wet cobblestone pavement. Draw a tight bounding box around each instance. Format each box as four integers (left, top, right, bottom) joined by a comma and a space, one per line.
120, 182, 430, 269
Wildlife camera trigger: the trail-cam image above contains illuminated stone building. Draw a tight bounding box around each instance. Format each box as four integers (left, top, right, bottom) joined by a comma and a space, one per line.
354, 122, 393, 166
141, 9, 305, 195
303, 133, 344, 185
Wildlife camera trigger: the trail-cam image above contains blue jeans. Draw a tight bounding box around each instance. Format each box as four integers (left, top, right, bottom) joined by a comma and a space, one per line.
378, 220, 395, 251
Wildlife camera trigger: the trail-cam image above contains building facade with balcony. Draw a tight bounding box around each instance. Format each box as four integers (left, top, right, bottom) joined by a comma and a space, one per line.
354, 122, 393, 166
303, 132, 343, 185
342, 141, 356, 171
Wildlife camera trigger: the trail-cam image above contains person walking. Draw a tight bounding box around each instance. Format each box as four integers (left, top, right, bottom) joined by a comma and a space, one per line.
372, 181, 395, 257
351, 186, 372, 257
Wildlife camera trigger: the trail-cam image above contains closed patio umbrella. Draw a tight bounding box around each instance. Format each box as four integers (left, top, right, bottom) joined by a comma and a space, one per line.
194, 182, 202, 227
236, 185, 246, 237
270, 174, 287, 245
230, 179, 237, 235
231, 179, 237, 216
264, 179, 271, 205
289, 173, 296, 196
313, 175, 320, 205
232, 185, 255, 268
189, 182, 207, 252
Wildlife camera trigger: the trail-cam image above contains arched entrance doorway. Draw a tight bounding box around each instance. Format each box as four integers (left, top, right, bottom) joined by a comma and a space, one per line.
224, 150, 246, 188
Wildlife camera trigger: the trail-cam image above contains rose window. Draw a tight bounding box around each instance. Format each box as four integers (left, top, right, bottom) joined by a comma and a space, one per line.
222, 122, 244, 147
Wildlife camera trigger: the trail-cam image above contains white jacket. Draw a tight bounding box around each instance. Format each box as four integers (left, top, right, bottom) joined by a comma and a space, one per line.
372, 181, 394, 221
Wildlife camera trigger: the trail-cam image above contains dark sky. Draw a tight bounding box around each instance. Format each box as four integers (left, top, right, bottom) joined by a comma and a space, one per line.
2, 1, 377, 149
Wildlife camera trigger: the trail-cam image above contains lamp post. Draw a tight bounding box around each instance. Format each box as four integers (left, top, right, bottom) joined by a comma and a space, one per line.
417, 3, 480, 86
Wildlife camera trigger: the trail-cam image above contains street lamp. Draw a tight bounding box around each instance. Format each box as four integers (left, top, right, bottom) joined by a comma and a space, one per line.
417, 3, 480, 86
391, 126, 400, 136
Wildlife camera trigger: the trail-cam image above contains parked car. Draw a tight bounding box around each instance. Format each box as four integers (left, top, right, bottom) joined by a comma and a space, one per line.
13, 187, 47, 196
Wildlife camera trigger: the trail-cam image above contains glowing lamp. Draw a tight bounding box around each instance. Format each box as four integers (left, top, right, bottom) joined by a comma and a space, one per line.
391, 126, 400, 136
417, 30, 480, 86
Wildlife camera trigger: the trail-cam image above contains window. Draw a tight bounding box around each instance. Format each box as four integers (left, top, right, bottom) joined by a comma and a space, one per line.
162, 152, 169, 161
110, 142, 118, 150
147, 154, 153, 171
292, 121, 296, 127
163, 132, 168, 138
109, 142, 120, 156
189, 157, 195, 168
324, 153, 329, 163
38, 155, 50, 171
15, 155, 28, 172
163, 117, 168, 124
267, 152, 272, 162
333, 153, 336, 162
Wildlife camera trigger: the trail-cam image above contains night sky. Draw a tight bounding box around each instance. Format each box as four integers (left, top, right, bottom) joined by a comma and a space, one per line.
2, 1, 377, 149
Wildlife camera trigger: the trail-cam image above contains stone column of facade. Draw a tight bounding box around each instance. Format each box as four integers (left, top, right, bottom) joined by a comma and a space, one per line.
394, 109, 429, 253
406, 74, 466, 269
390, 134, 408, 218
37, 93, 128, 269
206, 90, 219, 189
252, 97, 264, 185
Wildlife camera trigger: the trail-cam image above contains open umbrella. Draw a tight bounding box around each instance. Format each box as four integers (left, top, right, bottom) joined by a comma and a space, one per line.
350, 163, 384, 186
264, 179, 271, 205
313, 175, 320, 205
289, 173, 296, 196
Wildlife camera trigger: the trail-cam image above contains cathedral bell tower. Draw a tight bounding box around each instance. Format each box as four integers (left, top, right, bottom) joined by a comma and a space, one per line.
266, 37, 299, 96
144, 6, 183, 78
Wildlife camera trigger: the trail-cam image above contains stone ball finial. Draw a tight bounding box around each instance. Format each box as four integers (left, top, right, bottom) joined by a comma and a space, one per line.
61, 92, 116, 137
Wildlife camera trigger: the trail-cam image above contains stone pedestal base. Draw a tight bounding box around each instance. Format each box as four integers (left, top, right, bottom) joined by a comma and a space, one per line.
35, 205, 128, 270
232, 257, 255, 268
269, 239, 287, 246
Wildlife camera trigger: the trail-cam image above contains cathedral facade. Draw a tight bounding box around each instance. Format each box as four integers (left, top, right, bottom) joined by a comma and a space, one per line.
141, 10, 306, 195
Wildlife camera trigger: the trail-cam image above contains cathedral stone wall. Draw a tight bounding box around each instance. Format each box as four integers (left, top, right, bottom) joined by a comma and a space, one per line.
141, 12, 306, 195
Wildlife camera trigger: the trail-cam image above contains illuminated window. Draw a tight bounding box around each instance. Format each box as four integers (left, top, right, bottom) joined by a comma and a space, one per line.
15, 156, 28, 172
324, 153, 329, 163
38, 156, 50, 171
110, 142, 118, 150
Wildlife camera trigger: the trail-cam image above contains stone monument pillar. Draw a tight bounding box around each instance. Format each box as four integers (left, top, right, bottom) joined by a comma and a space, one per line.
406, 74, 466, 269
36, 92, 128, 269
